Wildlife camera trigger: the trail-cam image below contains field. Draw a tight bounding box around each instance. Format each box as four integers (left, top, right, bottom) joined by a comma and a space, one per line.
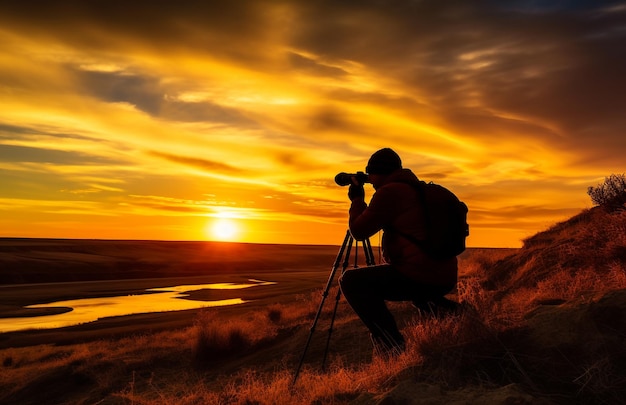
1, 207, 626, 404
0, 239, 350, 347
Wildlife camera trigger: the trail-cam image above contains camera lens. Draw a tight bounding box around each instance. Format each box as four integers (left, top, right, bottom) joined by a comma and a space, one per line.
334, 172, 369, 186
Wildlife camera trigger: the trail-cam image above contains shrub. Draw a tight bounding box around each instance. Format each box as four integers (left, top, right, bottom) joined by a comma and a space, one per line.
267, 305, 282, 324
193, 312, 254, 364
587, 173, 626, 211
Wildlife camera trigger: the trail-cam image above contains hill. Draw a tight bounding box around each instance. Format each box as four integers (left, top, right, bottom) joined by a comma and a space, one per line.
484, 206, 626, 296
367, 205, 626, 404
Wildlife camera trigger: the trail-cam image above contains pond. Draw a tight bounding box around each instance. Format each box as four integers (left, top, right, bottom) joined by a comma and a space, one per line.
0, 279, 275, 333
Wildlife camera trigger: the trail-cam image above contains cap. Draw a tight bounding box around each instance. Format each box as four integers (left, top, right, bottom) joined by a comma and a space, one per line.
365, 148, 402, 175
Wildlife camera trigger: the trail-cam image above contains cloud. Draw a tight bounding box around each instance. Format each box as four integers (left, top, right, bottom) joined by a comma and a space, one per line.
73, 68, 259, 126
0, 1, 287, 68
287, 52, 349, 77
74, 69, 163, 116
288, 1, 626, 163
126, 194, 217, 215
0, 144, 123, 165
0, 123, 103, 143
149, 151, 245, 174
0, 0, 624, 245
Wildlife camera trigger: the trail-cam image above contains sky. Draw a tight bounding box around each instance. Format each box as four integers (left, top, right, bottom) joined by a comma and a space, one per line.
0, 0, 624, 247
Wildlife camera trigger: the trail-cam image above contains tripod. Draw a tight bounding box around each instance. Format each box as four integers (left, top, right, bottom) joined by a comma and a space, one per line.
292, 229, 375, 385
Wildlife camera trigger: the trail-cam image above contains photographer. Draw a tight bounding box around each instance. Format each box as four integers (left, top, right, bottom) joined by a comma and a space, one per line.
339, 148, 458, 357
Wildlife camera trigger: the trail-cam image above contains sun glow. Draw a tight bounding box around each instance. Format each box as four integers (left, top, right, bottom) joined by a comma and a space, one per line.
208, 218, 240, 241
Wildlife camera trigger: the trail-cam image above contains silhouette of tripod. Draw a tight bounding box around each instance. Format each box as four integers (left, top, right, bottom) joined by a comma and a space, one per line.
292, 229, 375, 385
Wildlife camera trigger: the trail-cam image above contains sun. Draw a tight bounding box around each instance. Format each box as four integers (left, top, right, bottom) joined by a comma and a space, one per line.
208, 218, 240, 241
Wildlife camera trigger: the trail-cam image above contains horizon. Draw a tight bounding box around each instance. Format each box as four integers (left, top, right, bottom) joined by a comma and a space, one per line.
0, 235, 518, 250
1, 2, 624, 248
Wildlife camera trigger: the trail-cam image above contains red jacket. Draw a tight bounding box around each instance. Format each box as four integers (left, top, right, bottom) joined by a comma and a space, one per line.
349, 168, 458, 288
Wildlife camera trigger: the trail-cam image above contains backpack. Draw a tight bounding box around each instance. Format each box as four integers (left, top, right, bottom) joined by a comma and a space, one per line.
396, 181, 469, 260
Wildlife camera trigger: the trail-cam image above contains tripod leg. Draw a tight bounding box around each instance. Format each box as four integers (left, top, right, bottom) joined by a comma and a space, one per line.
321, 235, 354, 371
343, 235, 355, 270
363, 237, 375, 266
321, 236, 377, 369
292, 230, 351, 385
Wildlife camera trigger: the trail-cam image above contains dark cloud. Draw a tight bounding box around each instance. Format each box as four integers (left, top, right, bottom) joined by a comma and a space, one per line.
288, 1, 626, 162
2, 1, 623, 164
273, 151, 322, 171
0, 145, 125, 165
75, 70, 163, 115
308, 108, 354, 133
0, 0, 282, 67
149, 151, 244, 174
0, 123, 46, 137
159, 100, 257, 126
287, 52, 348, 77
73, 69, 257, 125
3, 0, 624, 142
0, 123, 102, 143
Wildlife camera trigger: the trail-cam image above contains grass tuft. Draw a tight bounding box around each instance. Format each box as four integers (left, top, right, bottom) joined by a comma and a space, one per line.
194, 312, 256, 365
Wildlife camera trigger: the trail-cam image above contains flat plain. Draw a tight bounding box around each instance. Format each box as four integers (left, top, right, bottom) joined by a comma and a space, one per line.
0, 238, 503, 349
0, 238, 385, 348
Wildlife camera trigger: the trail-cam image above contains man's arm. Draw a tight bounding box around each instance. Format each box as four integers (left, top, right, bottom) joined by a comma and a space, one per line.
348, 187, 394, 240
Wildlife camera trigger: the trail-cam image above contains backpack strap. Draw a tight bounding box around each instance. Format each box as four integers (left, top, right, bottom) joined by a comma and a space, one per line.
393, 228, 426, 248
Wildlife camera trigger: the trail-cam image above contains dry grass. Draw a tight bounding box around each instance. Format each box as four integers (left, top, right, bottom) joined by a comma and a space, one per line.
1, 273, 501, 404
194, 310, 276, 365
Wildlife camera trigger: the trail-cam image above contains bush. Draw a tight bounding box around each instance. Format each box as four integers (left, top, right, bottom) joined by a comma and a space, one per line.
267, 305, 282, 324
587, 173, 626, 211
193, 312, 254, 364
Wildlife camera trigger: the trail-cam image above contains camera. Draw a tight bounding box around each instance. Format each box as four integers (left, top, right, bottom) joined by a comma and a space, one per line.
334, 171, 369, 186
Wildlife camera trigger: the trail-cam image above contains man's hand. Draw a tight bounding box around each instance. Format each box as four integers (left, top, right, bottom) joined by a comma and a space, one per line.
348, 178, 365, 201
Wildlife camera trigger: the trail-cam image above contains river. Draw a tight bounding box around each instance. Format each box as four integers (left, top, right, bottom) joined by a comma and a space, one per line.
0, 279, 276, 333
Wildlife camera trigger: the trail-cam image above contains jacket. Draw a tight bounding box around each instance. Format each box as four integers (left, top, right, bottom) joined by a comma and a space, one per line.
348, 168, 458, 288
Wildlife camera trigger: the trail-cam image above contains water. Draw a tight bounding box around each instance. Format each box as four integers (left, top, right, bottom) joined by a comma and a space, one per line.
0, 279, 275, 333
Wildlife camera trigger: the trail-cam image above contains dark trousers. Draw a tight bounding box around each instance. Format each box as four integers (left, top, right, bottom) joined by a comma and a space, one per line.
339, 264, 453, 350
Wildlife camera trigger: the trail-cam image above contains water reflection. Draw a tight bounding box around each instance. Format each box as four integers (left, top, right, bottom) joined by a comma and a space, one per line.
0, 279, 275, 333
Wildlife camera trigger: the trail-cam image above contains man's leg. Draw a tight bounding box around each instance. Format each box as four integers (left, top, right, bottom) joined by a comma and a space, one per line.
339, 265, 417, 354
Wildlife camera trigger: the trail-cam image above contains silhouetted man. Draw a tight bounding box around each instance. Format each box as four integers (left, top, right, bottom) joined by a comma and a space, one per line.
339, 148, 458, 356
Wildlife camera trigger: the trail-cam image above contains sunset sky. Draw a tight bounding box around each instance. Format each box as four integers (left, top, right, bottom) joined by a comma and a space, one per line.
0, 1, 624, 247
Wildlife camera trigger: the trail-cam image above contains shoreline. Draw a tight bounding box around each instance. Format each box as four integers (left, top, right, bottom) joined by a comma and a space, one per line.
0, 270, 332, 349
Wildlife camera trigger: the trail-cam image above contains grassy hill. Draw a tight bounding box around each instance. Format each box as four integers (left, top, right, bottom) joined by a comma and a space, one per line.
485, 206, 626, 296
1, 206, 625, 404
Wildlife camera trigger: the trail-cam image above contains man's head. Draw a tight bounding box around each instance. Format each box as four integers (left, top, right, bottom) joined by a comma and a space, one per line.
366, 148, 402, 189
366, 148, 402, 175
